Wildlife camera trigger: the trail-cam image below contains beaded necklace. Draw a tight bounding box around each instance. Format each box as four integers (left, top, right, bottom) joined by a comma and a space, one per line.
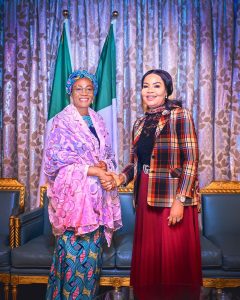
82, 115, 100, 146
82, 115, 93, 127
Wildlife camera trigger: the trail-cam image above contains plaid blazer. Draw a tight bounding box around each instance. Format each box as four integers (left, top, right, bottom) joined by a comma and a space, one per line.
122, 107, 199, 207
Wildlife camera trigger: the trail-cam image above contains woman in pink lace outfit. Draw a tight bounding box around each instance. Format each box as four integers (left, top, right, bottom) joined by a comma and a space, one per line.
44, 70, 122, 300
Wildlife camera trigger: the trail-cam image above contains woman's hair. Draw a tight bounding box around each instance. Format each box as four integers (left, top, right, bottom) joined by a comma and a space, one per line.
141, 69, 182, 109
66, 69, 98, 96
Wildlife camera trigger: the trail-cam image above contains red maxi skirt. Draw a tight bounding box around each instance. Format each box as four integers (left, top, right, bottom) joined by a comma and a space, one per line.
130, 172, 202, 300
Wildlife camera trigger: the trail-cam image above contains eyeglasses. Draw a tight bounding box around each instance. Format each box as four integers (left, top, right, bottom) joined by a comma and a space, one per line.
72, 87, 94, 94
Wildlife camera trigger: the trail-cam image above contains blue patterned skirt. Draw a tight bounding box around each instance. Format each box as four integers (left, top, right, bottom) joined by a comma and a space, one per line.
46, 227, 104, 300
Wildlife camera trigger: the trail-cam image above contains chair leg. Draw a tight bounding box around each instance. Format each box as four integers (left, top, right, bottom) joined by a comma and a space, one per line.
114, 286, 120, 292
3, 283, 9, 300
11, 284, 17, 300
112, 286, 124, 299
216, 288, 223, 300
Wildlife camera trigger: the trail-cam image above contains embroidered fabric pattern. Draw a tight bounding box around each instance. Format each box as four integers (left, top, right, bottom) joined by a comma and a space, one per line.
141, 113, 161, 137
146, 104, 167, 115
137, 105, 171, 166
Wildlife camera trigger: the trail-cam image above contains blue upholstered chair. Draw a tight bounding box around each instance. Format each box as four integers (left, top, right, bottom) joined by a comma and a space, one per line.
100, 186, 135, 288
0, 178, 25, 300
10, 185, 135, 299
10, 180, 240, 299
10, 186, 52, 300
201, 181, 240, 292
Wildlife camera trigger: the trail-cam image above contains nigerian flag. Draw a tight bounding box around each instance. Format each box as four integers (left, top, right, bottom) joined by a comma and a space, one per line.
48, 19, 72, 120
37, 18, 72, 203
94, 24, 118, 167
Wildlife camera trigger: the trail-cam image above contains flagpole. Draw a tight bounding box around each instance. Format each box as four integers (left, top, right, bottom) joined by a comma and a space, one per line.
62, 9, 69, 18
37, 9, 73, 206
111, 11, 118, 35
111, 11, 119, 19
62, 10, 73, 70
94, 11, 119, 171
111, 11, 119, 170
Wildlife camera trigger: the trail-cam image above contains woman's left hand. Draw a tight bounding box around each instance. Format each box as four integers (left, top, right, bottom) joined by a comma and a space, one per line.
168, 200, 184, 226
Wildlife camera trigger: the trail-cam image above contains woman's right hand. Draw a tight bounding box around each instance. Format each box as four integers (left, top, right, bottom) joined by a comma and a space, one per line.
168, 199, 184, 226
97, 169, 116, 191
101, 172, 125, 187
98, 169, 114, 182
87, 166, 114, 190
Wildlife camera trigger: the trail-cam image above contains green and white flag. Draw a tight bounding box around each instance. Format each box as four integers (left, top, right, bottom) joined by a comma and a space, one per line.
38, 18, 72, 200
48, 19, 72, 120
94, 24, 118, 167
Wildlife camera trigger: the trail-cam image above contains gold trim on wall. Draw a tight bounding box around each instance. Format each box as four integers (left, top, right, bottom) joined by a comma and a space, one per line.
200, 181, 240, 194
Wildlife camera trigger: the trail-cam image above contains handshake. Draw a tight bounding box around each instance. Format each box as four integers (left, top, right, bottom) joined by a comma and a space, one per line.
95, 161, 125, 191
100, 171, 124, 191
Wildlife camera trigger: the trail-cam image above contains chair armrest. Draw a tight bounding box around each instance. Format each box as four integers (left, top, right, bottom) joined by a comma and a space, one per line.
200, 234, 222, 268
15, 207, 44, 247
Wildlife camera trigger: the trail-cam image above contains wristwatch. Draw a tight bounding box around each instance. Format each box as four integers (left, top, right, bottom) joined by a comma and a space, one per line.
176, 194, 186, 203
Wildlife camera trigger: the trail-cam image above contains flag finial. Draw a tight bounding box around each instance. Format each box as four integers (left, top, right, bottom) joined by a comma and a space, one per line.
62, 10, 69, 19
111, 11, 119, 19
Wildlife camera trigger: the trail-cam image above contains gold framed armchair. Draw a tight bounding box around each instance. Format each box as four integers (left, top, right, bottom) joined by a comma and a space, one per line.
10, 185, 135, 299
201, 181, 240, 292
0, 178, 25, 300
10, 186, 52, 300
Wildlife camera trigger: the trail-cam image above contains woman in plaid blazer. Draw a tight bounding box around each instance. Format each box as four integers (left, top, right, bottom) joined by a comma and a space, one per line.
109, 69, 202, 299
